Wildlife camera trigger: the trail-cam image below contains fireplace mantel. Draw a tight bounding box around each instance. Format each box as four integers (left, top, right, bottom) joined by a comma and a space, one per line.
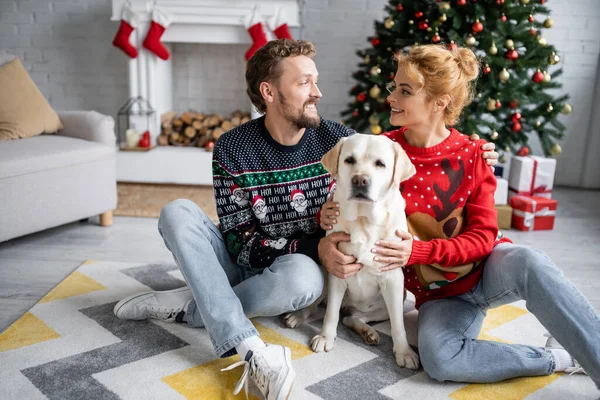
111, 0, 299, 185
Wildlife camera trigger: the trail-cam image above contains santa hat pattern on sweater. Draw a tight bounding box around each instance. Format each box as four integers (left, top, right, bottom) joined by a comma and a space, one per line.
290, 189, 304, 201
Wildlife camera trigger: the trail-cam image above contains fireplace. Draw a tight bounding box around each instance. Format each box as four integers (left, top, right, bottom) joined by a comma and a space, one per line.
111, 0, 299, 184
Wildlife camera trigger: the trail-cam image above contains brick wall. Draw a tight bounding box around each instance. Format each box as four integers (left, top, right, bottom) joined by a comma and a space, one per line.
0, 0, 599, 186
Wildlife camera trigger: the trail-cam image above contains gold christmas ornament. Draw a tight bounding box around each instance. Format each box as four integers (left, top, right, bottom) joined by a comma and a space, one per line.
439, 1, 451, 11
439, 13, 448, 22
504, 146, 511, 153
384, 18, 395, 29
549, 52, 560, 65
427, 27, 432, 32
466, 35, 476, 46
520, 0, 530, 4
543, 71, 551, 82
489, 43, 498, 55
408, 19, 414, 25
550, 143, 562, 155
364, 55, 370, 64
535, 120, 541, 127
486, 98, 497, 111
368, 114, 379, 125
538, 37, 547, 46
491, 131, 499, 140
543, 18, 554, 28
499, 68, 510, 82
547, 103, 554, 112
561, 103, 572, 114
504, 39, 514, 49
369, 85, 381, 98
499, 154, 507, 163
370, 66, 381, 76
371, 124, 382, 135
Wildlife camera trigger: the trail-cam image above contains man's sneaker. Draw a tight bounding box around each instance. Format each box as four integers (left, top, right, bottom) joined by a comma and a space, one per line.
113, 287, 192, 323
221, 344, 295, 400
545, 334, 586, 375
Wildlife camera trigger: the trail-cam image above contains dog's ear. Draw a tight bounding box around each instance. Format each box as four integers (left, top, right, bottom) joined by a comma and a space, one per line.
321, 137, 347, 176
392, 141, 416, 187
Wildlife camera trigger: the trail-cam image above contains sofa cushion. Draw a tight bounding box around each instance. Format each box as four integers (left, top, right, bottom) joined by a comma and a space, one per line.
0, 135, 115, 180
0, 51, 15, 66
0, 57, 63, 140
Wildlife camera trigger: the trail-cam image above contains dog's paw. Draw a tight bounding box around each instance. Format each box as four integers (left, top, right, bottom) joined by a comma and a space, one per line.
360, 327, 380, 345
311, 334, 335, 353
394, 347, 420, 370
283, 311, 304, 329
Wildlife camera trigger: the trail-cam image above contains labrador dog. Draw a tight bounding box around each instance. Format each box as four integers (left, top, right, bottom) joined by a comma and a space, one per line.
285, 133, 419, 369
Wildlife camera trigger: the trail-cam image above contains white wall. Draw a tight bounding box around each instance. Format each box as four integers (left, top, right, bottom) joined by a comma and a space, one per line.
1, 0, 599, 187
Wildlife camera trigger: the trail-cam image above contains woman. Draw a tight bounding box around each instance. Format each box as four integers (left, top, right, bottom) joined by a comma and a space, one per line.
321, 44, 600, 388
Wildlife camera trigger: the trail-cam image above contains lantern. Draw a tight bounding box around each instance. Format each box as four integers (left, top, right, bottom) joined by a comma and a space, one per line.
117, 96, 157, 149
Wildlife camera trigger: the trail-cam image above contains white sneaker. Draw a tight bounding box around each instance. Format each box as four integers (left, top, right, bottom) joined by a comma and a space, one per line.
113, 287, 192, 323
221, 344, 295, 400
545, 334, 586, 375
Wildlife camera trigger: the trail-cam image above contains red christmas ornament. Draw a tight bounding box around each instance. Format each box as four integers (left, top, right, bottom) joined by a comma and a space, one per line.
517, 146, 529, 156
389, 73, 395, 79
418, 21, 429, 30
415, 11, 424, 18
512, 122, 523, 133
205, 141, 215, 151
540, 0, 545, 3
528, 15, 535, 23
495, 100, 502, 108
501, 14, 507, 22
432, 34, 441, 43
472, 21, 484, 33
511, 112, 522, 123
497, 0, 505, 4
371, 37, 380, 46
352, 109, 359, 117
532, 70, 544, 83
457, 0, 467, 5
357, 92, 367, 102
396, 4, 404, 11
509, 100, 519, 109
448, 41, 458, 50
530, 28, 537, 35
506, 49, 519, 61
483, 65, 491, 74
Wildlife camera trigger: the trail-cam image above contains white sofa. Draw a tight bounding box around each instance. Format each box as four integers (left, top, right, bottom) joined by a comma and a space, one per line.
0, 111, 117, 242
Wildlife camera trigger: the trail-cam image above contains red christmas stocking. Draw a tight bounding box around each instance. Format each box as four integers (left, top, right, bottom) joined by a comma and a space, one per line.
112, 5, 138, 58
143, 8, 171, 60
244, 10, 268, 61
268, 8, 293, 40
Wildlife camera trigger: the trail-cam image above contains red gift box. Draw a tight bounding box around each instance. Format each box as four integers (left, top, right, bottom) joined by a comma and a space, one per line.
510, 195, 557, 231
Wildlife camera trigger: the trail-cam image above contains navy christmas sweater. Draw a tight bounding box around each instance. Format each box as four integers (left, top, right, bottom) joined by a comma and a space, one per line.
212, 116, 353, 269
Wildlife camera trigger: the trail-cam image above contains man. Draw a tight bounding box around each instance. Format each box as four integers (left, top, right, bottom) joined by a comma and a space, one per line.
113, 39, 498, 400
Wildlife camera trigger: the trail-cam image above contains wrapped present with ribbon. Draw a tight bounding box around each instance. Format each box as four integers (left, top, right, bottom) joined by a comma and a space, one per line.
495, 204, 512, 229
510, 195, 557, 231
508, 156, 556, 199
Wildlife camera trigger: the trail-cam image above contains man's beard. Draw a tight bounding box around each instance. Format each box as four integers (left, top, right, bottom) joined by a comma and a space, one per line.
278, 91, 321, 130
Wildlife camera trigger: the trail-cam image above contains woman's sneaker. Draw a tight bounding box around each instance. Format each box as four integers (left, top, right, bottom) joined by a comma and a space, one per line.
113, 287, 192, 323
545, 334, 586, 375
222, 344, 295, 400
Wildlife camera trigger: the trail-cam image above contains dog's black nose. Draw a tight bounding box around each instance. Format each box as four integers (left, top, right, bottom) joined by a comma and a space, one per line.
351, 174, 370, 187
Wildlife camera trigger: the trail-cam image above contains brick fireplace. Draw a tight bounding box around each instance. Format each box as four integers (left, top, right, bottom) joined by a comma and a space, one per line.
111, 0, 299, 184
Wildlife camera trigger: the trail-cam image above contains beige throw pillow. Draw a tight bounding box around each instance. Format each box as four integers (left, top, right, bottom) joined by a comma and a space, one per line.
0, 57, 63, 140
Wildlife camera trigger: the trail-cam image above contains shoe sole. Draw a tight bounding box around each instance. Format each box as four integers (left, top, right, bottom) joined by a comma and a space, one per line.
113, 286, 190, 320
276, 346, 295, 400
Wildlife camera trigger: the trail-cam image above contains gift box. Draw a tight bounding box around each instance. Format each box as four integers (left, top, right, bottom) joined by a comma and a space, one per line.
508, 156, 556, 199
510, 195, 557, 231
495, 177, 508, 205
495, 204, 512, 229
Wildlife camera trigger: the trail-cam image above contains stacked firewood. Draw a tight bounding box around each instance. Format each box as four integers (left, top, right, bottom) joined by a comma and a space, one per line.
158, 110, 251, 150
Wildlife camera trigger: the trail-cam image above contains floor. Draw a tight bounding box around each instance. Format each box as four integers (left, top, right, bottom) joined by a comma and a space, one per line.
1, 186, 599, 333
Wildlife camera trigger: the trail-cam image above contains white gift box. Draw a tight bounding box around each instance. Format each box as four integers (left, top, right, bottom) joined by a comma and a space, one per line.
508, 156, 556, 199
495, 177, 508, 205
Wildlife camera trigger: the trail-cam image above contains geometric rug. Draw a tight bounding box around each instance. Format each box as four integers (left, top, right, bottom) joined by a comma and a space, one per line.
1, 261, 597, 400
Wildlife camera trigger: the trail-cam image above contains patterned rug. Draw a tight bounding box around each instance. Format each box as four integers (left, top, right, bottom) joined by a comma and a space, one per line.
1, 260, 597, 400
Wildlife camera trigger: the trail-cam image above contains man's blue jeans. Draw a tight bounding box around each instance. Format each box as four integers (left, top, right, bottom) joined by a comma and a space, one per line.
158, 199, 324, 357
417, 243, 600, 389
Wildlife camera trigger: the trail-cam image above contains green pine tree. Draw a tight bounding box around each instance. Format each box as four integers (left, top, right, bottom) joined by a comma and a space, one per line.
341, 0, 571, 158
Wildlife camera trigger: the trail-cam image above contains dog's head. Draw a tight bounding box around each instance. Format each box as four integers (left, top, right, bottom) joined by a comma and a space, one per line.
321, 134, 416, 204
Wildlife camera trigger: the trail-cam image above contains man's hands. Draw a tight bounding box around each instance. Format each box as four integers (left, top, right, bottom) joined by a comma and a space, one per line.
469, 133, 499, 172
319, 197, 339, 231
373, 230, 414, 272
318, 232, 362, 279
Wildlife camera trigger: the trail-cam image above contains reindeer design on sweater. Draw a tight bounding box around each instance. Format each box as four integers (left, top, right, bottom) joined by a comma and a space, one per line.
406, 158, 478, 290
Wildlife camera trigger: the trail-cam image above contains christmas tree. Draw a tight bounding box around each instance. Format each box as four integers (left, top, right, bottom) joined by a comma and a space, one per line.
341, 0, 571, 158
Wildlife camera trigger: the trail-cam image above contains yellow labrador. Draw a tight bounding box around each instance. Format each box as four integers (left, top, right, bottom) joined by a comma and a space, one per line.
288, 133, 419, 369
